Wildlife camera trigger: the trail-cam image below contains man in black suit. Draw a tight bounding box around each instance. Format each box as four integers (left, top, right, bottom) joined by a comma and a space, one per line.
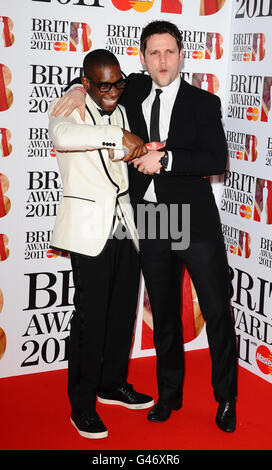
121, 21, 237, 433
53, 21, 237, 433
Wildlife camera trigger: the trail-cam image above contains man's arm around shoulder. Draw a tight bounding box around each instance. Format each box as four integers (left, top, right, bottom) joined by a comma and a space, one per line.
48, 98, 123, 153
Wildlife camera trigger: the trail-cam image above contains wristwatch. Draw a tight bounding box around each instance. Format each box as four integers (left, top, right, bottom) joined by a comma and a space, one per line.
160, 151, 169, 169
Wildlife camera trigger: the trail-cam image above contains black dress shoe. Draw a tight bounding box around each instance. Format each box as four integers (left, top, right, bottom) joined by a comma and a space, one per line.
216, 400, 236, 433
147, 398, 182, 422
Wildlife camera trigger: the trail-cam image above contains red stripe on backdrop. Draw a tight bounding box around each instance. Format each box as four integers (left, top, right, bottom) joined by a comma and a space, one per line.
0, 234, 7, 260
204, 0, 219, 15
0, 129, 9, 157
3, 17, 12, 47
216, 33, 221, 58
207, 74, 214, 93
181, 269, 196, 343
0, 178, 6, 217
81, 23, 89, 51
161, 0, 182, 14
0, 65, 8, 112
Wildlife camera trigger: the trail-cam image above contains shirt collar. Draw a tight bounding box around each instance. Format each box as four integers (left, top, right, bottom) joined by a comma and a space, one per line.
151, 75, 181, 100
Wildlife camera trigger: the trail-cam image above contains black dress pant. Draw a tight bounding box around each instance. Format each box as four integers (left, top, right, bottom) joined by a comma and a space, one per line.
139, 224, 237, 405
68, 230, 140, 414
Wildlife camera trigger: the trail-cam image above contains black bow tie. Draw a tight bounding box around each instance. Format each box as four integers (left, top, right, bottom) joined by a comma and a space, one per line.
98, 108, 114, 116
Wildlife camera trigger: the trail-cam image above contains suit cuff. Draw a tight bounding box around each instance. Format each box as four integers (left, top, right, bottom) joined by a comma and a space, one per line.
165, 151, 173, 172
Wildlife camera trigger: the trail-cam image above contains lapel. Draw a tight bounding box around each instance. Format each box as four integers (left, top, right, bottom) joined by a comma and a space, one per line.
84, 94, 99, 124
133, 76, 152, 143
167, 78, 191, 145
84, 94, 129, 194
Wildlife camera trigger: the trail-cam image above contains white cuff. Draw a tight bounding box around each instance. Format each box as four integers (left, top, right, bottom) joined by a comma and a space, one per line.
165, 151, 173, 172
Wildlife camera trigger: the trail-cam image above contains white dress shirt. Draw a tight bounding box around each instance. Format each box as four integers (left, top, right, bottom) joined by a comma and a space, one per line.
142, 75, 181, 202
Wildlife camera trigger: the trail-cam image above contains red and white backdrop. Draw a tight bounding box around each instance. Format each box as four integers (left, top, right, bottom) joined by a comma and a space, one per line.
0, 0, 271, 384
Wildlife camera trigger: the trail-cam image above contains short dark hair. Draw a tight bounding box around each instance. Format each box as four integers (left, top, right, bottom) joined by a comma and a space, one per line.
140, 20, 183, 55
83, 49, 120, 77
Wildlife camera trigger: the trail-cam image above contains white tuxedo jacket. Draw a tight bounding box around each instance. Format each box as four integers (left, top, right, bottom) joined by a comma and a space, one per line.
48, 94, 138, 257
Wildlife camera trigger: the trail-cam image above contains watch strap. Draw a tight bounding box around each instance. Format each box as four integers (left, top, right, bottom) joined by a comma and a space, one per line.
160, 151, 169, 169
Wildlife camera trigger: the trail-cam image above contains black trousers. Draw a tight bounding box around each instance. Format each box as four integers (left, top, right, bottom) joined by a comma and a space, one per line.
139, 221, 237, 405
68, 230, 140, 414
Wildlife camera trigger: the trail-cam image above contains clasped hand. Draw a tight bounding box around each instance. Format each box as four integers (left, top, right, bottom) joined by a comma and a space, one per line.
131, 151, 162, 175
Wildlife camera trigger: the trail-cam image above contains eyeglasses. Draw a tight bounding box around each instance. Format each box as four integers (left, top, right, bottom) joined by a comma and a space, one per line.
85, 72, 128, 93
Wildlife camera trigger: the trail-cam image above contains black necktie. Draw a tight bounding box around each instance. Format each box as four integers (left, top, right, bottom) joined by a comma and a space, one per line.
150, 89, 162, 142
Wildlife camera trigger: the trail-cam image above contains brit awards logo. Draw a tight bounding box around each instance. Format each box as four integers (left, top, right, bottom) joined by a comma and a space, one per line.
24, 230, 68, 261
28, 128, 55, 158
232, 33, 265, 62
222, 224, 251, 258
25, 231, 52, 261
105, 24, 141, 56
30, 19, 91, 52
227, 74, 272, 122
22, 269, 74, 369
226, 130, 258, 162
0, 16, 14, 47
29, 64, 82, 114
25, 171, 62, 219
221, 170, 255, 220
181, 30, 223, 60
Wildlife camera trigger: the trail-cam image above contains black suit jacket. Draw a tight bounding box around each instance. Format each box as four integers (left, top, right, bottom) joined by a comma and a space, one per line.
120, 73, 228, 242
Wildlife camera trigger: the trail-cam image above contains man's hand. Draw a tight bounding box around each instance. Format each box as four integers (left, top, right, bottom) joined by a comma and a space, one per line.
132, 150, 163, 175
122, 129, 147, 161
52, 88, 86, 121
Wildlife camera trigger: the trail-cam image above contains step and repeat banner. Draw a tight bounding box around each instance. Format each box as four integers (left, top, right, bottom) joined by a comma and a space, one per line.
221, 1, 272, 383
0, 0, 271, 385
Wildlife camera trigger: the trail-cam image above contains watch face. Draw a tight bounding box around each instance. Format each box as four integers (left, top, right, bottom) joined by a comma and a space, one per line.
161, 153, 168, 168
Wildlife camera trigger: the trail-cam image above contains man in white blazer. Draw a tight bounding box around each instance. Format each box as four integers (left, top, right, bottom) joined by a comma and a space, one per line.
48, 49, 153, 440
